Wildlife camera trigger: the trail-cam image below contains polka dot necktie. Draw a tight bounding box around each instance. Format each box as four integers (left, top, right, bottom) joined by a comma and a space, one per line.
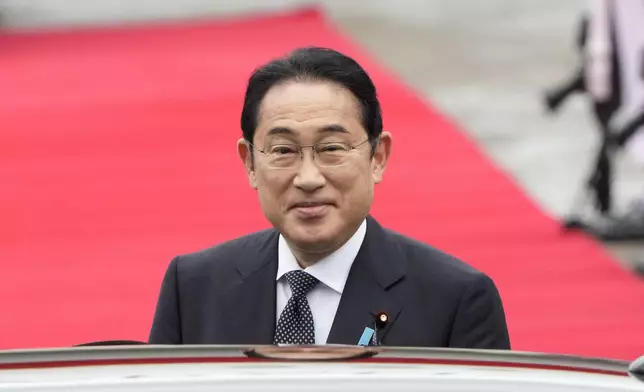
273, 270, 320, 345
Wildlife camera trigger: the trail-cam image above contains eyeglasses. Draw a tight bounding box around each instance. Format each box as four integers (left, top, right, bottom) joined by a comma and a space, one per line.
248, 139, 371, 169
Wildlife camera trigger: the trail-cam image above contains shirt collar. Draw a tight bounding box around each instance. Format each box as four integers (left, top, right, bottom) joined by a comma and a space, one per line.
276, 219, 367, 294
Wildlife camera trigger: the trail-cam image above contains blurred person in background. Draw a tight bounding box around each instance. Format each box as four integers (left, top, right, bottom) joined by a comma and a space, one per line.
149, 47, 510, 349
545, 0, 644, 238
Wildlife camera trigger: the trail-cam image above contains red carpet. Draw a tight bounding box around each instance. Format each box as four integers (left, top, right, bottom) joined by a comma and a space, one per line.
1, 8, 642, 359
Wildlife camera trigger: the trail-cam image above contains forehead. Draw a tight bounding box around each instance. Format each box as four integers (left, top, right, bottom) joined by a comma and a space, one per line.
255, 81, 364, 141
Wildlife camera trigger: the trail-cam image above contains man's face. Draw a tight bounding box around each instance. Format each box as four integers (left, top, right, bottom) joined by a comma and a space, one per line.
238, 80, 391, 255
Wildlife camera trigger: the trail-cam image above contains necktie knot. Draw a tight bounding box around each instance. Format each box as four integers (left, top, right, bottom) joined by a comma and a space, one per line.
284, 270, 319, 298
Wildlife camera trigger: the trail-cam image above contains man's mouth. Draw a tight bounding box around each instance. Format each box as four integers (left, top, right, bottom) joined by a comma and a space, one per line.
291, 201, 331, 208
290, 201, 333, 218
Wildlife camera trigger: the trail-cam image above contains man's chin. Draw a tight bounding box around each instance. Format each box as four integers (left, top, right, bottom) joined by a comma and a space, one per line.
282, 225, 339, 253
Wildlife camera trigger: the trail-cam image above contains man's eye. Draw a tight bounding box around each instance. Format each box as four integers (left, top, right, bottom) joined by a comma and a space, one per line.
319, 144, 349, 152
270, 146, 297, 154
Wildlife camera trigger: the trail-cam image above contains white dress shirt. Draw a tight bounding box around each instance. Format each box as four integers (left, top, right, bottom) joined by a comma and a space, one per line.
276, 219, 367, 344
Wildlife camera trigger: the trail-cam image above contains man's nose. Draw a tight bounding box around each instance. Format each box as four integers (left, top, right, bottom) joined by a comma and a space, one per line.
293, 149, 326, 192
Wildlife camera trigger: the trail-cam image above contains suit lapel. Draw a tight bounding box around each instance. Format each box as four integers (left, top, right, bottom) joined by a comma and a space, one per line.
327, 216, 406, 345
219, 230, 279, 345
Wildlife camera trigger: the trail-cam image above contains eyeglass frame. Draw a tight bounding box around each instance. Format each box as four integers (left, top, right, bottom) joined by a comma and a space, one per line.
246, 138, 373, 169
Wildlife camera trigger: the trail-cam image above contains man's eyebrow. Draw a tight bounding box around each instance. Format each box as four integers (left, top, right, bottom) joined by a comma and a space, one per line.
318, 125, 350, 134
266, 125, 350, 137
266, 127, 296, 136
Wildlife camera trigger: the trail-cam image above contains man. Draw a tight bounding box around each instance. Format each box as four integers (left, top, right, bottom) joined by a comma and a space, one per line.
149, 47, 511, 349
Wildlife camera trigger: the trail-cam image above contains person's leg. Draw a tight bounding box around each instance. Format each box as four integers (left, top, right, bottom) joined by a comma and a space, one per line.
544, 70, 586, 113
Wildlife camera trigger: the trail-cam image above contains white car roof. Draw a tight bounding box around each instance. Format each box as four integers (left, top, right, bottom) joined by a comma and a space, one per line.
0, 345, 642, 392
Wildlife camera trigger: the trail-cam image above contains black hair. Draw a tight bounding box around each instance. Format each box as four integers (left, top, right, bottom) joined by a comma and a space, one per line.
240, 46, 383, 151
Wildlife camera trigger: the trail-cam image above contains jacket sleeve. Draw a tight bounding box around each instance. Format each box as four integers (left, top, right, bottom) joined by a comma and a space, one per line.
448, 273, 511, 349
148, 256, 182, 344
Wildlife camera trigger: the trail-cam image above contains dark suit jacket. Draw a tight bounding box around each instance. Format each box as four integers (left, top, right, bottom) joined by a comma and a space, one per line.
149, 216, 511, 349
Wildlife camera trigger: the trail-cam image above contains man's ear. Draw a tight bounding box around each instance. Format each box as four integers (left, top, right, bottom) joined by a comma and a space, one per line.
237, 138, 258, 189
372, 132, 392, 184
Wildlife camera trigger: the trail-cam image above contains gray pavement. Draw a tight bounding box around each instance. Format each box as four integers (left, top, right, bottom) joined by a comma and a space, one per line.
333, 2, 644, 275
